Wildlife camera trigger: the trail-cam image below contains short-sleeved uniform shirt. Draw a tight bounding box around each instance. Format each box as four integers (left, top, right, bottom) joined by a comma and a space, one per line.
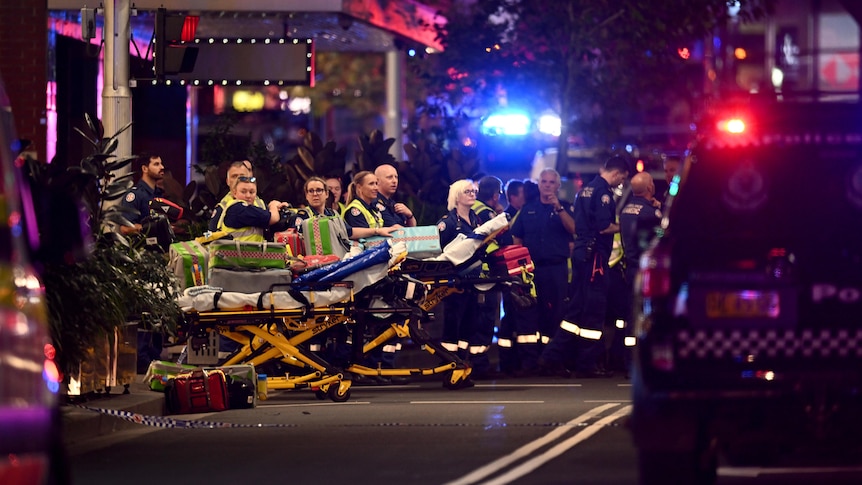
121, 182, 163, 224
509, 199, 574, 265
343, 198, 383, 229
376, 194, 410, 227
436, 208, 480, 248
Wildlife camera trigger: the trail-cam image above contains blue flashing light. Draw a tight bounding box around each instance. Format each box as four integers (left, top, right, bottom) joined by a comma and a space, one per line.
482, 111, 531, 136
407, 48, 416, 57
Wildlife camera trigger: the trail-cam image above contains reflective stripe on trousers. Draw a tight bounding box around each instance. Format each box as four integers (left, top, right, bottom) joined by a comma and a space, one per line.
559, 320, 603, 340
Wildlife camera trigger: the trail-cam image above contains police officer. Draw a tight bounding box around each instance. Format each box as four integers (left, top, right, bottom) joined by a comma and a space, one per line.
510, 168, 575, 375
437, 179, 482, 384
374, 163, 416, 227
120, 153, 165, 235
618, 172, 662, 373
540, 156, 629, 378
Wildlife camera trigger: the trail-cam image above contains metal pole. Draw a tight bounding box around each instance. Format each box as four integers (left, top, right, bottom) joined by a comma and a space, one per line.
384, 48, 404, 161
102, 0, 133, 177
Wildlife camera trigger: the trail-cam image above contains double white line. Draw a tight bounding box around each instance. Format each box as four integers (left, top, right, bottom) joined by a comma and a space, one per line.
444, 403, 631, 485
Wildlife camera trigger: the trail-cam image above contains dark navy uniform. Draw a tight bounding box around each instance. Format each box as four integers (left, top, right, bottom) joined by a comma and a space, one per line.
497, 204, 540, 374
343, 197, 383, 229
618, 195, 662, 371
542, 175, 617, 375
436, 208, 482, 360
121, 182, 162, 224
376, 194, 410, 227
509, 199, 574, 365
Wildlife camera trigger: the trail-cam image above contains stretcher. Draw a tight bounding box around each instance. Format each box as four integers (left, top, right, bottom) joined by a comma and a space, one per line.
175, 214, 530, 401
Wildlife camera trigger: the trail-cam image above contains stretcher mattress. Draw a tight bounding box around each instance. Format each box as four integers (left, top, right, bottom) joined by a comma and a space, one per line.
178, 242, 405, 312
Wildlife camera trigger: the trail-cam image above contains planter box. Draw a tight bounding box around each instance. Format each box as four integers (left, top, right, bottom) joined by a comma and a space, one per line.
67, 322, 138, 396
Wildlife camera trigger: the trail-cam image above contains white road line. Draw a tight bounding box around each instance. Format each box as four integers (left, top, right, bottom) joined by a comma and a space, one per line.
443, 403, 621, 485
584, 400, 631, 403
474, 384, 582, 388
410, 401, 545, 405
616, 383, 632, 387
719, 465, 862, 477
258, 401, 370, 408
482, 405, 632, 485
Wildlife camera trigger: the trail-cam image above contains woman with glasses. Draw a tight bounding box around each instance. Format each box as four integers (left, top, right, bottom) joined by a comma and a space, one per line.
216, 175, 290, 242
291, 176, 396, 240
436, 180, 482, 381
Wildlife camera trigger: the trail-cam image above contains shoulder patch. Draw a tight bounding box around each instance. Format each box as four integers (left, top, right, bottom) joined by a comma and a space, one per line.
376, 202, 386, 212
437, 221, 447, 232
350, 207, 361, 216
125, 192, 135, 203
601, 194, 611, 205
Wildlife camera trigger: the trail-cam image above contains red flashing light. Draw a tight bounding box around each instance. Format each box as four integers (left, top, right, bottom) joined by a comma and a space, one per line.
677, 47, 691, 60
717, 118, 746, 134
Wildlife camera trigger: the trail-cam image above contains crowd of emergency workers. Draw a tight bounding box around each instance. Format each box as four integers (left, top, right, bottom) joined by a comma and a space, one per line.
119, 152, 682, 382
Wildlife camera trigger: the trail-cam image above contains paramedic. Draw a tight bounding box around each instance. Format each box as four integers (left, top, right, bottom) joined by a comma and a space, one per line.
217, 176, 289, 241
436, 179, 483, 384
375, 164, 416, 227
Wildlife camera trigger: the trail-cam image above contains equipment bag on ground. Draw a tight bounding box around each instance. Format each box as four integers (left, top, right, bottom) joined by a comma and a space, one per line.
165, 368, 229, 414
143, 360, 199, 392
209, 239, 287, 270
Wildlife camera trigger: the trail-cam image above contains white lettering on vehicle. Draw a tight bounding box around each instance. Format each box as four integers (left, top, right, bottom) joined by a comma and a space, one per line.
812, 284, 861, 303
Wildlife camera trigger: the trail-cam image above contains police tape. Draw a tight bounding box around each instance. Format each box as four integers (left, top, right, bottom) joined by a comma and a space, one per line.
72, 404, 297, 429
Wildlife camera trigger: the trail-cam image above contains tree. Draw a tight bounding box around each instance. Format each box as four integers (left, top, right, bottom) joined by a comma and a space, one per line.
417, 0, 775, 172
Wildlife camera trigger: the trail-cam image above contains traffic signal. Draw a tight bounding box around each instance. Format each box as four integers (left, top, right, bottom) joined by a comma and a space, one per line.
154, 8, 199, 79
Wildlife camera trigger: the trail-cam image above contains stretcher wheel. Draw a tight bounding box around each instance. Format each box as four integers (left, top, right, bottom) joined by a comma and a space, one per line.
327, 383, 351, 402
443, 370, 471, 390
314, 389, 327, 400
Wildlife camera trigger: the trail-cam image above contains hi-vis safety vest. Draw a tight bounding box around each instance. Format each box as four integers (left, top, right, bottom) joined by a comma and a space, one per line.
343, 199, 383, 228
471, 200, 500, 254
609, 232, 623, 268
217, 198, 268, 242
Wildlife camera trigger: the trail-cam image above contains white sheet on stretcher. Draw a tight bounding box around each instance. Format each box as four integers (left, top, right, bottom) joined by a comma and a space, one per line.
178, 242, 406, 312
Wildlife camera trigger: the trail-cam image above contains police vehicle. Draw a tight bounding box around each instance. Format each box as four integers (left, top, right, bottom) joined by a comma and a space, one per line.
629, 99, 862, 484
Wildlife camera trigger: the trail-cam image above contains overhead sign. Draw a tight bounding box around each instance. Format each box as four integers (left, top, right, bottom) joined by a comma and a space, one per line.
164, 38, 314, 86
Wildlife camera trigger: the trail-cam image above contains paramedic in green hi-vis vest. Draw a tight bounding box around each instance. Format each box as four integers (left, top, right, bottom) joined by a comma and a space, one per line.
217, 176, 290, 241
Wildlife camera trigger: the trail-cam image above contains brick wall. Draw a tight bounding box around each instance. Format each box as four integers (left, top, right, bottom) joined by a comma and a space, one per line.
0, 0, 47, 159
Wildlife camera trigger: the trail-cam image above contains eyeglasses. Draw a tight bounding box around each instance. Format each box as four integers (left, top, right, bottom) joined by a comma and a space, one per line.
462, 189, 478, 195
307, 188, 327, 194
237, 176, 256, 183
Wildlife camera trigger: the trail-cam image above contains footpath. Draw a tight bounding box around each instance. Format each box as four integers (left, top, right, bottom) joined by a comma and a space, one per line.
61, 343, 478, 445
